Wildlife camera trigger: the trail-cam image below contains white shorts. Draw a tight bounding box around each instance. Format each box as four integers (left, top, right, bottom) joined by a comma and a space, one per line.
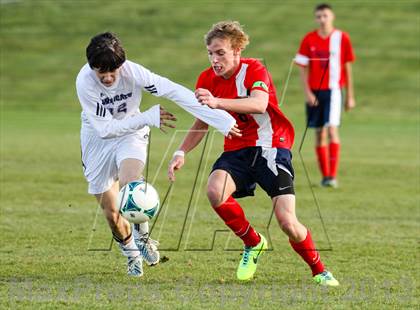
80, 129, 149, 194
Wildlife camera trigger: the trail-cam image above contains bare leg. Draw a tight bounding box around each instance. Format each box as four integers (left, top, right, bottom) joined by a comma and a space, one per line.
273, 194, 307, 242
118, 158, 149, 236
93, 159, 145, 243
118, 158, 160, 265
273, 194, 325, 276
206, 169, 237, 207
94, 182, 131, 244
118, 158, 144, 188
315, 127, 328, 147
207, 169, 261, 248
327, 126, 340, 144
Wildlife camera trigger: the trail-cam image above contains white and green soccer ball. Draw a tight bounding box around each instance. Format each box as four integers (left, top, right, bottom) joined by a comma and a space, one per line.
118, 180, 160, 224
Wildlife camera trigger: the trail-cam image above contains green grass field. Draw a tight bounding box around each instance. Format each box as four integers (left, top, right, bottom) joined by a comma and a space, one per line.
0, 0, 419, 309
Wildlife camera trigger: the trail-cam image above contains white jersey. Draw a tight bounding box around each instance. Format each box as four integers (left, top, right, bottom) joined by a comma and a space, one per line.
76, 60, 235, 138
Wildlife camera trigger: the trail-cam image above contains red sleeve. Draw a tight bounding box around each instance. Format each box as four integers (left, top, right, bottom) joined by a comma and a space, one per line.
246, 60, 270, 93
342, 32, 355, 63
295, 34, 311, 66
195, 71, 208, 90
299, 35, 310, 56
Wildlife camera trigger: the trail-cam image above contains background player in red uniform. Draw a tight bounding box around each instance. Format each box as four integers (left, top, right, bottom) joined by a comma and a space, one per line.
295, 3, 356, 187
168, 21, 339, 286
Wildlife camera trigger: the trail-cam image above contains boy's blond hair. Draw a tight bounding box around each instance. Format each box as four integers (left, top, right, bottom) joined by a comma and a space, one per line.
205, 21, 249, 50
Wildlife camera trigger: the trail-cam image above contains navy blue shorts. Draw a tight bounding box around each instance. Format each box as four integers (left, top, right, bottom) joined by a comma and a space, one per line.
211, 147, 295, 199
306, 89, 342, 128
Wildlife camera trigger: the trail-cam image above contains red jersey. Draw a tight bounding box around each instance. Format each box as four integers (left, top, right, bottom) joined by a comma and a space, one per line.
196, 58, 295, 152
295, 29, 355, 90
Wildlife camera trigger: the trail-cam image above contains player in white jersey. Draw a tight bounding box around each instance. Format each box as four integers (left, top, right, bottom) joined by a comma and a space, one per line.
76, 32, 239, 277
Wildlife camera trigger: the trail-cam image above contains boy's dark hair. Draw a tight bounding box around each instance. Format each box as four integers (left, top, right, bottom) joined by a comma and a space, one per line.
86, 32, 126, 72
315, 3, 333, 12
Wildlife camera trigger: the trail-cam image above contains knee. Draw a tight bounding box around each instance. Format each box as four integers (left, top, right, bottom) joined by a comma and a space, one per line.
279, 220, 294, 233
207, 184, 224, 207
119, 174, 138, 188
279, 220, 300, 239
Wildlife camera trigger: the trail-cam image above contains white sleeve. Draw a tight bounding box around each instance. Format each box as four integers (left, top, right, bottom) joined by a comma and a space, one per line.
134, 64, 235, 136
76, 79, 160, 139
295, 53, 310, 66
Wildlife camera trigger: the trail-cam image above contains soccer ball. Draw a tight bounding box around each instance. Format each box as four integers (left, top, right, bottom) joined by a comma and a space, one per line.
118, 180, 160, 224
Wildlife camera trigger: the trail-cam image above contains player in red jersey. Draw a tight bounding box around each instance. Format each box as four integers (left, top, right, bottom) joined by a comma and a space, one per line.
168, 21, 339, 285
295, 3, 356, 187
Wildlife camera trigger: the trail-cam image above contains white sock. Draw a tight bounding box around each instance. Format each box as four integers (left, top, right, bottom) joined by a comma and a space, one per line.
120, 236, 140, 258
134, 222, 149, 239
138, 222, 149, 236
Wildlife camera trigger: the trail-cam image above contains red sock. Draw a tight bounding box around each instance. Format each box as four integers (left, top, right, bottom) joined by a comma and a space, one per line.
316, 146, 329, 177
214, 196, 260, 247
329, 142, 340, 178
289, 230, 325, 276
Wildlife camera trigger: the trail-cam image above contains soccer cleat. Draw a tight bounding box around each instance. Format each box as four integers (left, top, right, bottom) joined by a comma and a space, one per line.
321, 177, 331, 187
132, 224, 160, 266
135, 236, 160, 266
237, 234, 268, 281
327, 178, 338, 188
127, 255, 143, 277
313, 271, 339, 286
321, 177, 338, 188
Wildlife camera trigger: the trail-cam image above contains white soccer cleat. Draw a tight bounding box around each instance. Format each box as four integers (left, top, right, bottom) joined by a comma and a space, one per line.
321, 177, 339, 188
126, 255, 143, 277
134, 235, 160, 266
132, 224, 160, 266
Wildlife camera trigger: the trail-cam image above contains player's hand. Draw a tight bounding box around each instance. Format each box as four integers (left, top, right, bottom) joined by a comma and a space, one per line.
305, 91, 318, 107
195, 88, 220, 109
160, 106, 177, 133
168, 154, 185, 182
345, 96, 356, 112
227, 123, 242, 139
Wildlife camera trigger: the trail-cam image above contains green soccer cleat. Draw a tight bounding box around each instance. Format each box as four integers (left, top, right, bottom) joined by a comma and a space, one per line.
313, 271, 339, 286
237, 234, 268, 281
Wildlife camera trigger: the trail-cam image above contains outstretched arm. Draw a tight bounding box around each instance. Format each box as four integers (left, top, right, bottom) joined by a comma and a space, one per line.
195, 88, 269, 114
167, 119, 209, 181
178, 119, 209, 153
133, 63, 236, 136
